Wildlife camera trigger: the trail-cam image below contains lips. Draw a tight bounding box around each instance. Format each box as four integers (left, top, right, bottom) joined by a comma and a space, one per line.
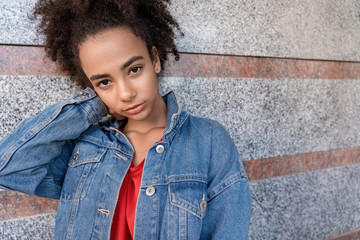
124, 102, 145, 115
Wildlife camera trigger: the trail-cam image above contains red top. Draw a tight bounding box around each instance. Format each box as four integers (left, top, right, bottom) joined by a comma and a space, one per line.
110, 160, 145, 240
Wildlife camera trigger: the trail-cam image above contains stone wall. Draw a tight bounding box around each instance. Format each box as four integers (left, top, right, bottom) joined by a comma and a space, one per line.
1, 0, 360, 239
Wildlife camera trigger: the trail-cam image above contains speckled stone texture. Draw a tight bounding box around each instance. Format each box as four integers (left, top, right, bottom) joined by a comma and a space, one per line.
0, 214, 55, 239
250, 164, 360, 239
170, 0, 360, 61
0, 75, 79, 139
159, 77, 360, 160
0, 0, 40, 45
1, 0, 360, 61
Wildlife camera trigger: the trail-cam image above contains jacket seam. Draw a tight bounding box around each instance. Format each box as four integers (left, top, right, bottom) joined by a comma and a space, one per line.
78, 95, 102, 124
140, 176, 208, 188
75, 137, 133, 156
207, 173, 245, 201
0, 101, 93, 172
0, 113, 60, 172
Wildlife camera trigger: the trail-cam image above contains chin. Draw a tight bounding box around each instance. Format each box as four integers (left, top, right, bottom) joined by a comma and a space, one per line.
127, 113, 148, 121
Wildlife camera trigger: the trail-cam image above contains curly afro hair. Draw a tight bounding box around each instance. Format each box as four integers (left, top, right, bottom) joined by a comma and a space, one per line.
31, 0, 182, 88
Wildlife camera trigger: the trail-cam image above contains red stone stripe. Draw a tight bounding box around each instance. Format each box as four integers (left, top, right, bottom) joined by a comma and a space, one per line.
244, 146, 360, 181
165, 54, 360, 79
0, 45, 61, 76
324, 228, 360, 240
1, 45, 360, 79
0, 190, 58, 221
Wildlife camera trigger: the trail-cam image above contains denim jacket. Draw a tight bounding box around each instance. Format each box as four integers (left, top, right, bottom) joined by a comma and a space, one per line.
0, 89, 251, 239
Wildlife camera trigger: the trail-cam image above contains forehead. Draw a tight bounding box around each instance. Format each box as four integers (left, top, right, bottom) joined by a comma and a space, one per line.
78, 27, 150, 68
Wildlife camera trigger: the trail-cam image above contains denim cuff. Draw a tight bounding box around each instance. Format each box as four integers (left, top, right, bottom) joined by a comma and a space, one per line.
74, 88, 108, 124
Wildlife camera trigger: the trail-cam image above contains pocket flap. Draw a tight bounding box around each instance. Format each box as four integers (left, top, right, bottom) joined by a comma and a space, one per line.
69, 141, 106, 167
169, 180, 207, 219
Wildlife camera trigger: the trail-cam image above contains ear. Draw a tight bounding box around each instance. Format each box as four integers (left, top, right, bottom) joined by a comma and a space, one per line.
151, 46, 161, 74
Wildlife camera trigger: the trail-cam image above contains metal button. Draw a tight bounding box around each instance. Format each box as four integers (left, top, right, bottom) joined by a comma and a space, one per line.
199, 194, 207, 211
156, 145, 165, 154
146, 186, 156, 196
80, 91, 89, 97
72, 149, 79, 162
200, 200, 207, 211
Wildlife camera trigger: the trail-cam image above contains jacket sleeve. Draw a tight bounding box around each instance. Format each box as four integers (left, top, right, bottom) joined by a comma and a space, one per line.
201, 121, 252, 239
0, 88, 108, 199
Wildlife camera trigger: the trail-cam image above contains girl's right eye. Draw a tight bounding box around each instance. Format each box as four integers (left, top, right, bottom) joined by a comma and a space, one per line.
97, 80, 111, 88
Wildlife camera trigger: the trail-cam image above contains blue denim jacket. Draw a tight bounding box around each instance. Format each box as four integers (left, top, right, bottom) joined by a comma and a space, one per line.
0, 89, 251, 239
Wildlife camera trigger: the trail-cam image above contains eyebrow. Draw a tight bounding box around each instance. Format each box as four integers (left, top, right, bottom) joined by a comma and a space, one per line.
121, 56, 144, 71
89, 56, 145, 81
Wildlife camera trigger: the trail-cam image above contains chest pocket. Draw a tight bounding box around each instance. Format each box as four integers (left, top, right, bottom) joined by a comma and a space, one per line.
169, 179, 207, 219
60, 141, 107, 201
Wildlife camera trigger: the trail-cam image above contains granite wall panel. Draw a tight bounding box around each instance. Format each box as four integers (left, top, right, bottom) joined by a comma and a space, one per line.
0, 75, 78, 138
171, 0, 360, 61
0, 0, 40, 45
1, 0, 359, 61
249, 164, 360, 239
0, 214, 55, 239
159, 77, 360, 161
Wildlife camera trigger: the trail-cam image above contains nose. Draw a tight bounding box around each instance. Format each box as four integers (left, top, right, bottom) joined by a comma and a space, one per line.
116, 79, 136, 102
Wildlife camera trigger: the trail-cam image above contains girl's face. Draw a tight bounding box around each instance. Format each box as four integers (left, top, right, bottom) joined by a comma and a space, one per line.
79, 27, 162, 122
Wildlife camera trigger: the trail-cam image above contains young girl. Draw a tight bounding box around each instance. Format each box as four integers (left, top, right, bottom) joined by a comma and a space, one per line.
0, 0, 251, 239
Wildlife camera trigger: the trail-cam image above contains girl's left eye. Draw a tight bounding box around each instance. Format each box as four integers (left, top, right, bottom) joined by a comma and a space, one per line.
130, 66, 142, 75
97, 79, 111, 88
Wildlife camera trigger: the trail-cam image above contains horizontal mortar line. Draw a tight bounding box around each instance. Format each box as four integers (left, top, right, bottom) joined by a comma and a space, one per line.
1, 45, 360, 80
1, 43, 360, 64
178, 51, 360, 64
244, 146, 360, 181
0, 213, 56, 223
0, 43, 43, 48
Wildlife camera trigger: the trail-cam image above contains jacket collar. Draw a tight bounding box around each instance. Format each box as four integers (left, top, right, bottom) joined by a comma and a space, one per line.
162, 91, 189, 141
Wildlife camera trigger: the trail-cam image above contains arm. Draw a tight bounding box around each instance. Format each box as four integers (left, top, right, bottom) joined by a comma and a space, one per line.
201, 172, 251, 239
0, 88, 108, 198
201, 122, 252, 239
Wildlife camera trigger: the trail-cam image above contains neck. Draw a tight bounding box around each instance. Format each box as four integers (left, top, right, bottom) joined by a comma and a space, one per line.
124, 94, 167, 134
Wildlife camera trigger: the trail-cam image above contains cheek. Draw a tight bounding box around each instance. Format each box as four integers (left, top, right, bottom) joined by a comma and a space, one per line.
143, 74, 159, 93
